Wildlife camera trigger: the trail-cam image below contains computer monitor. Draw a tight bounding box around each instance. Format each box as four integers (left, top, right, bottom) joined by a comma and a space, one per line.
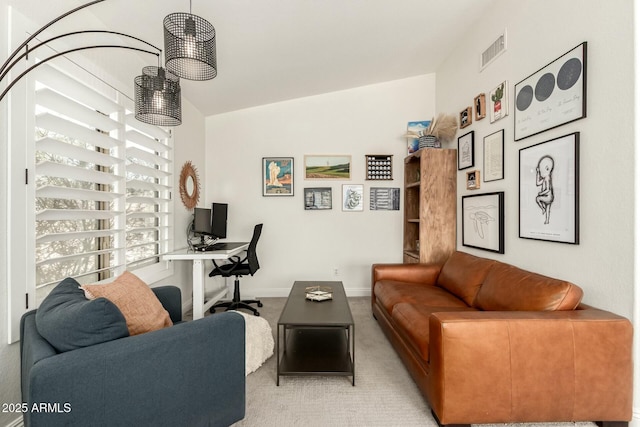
210, 203, 228, 239
193, 207, 212, 236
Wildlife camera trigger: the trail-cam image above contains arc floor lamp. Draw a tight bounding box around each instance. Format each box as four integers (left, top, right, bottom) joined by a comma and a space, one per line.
0, 0, 218, 127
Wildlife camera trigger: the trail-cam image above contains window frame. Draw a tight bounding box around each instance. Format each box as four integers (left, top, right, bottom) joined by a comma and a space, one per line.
6, 49, 175, 343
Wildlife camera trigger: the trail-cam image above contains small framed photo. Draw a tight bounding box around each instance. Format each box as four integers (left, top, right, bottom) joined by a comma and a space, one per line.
474, 93, 486, 120
342, 184, 364, 211
490, 81, 509, 123
305, 155, 351, 180
304, 187, 332, 210
519, 132, 579, 244
483, 129, 504, 182
262, 157, 294, 196
457, 131, 474, 170
466, 170, 480, 190
462, 191, 505, 254
460, 106, 472, 129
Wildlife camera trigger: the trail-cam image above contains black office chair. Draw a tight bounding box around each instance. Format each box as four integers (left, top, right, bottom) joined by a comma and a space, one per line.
209, 224, 264, 316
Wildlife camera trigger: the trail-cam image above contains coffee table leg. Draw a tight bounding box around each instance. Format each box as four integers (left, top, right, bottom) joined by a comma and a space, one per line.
351, 325, 355, 386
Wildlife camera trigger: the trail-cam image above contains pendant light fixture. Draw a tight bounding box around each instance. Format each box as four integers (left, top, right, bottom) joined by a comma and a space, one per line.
134, 66, 182, 126
163, 1, 217, 81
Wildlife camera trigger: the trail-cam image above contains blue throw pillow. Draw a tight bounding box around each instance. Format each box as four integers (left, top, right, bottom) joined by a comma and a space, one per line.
35, 277, 129, 352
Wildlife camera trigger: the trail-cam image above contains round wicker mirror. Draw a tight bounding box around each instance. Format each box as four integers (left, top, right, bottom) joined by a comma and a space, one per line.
179, 161, 200, 210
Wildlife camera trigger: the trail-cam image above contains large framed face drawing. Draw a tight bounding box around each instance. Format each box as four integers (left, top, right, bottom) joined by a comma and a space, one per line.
462, 192, 504, 254
519, 132, 579, 244
514, 42, 587, 141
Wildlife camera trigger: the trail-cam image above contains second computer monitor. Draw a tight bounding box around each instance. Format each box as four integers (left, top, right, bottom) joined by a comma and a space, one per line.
210, 202, 228, 239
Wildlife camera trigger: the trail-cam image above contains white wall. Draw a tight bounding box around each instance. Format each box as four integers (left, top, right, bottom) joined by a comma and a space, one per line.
153, 98, 206, 313
205, 75, 436, 297
436, 0, 637, 422
436, 0, 634, 317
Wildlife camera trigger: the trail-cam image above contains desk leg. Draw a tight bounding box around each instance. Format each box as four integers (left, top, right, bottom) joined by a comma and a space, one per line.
192, 259, 205, 320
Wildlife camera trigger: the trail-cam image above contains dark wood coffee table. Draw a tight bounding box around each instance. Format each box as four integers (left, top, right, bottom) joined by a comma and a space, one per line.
276, 281, 355, 386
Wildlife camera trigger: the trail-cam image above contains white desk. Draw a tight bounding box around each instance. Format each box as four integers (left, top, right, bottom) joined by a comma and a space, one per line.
162, 243, 249, 320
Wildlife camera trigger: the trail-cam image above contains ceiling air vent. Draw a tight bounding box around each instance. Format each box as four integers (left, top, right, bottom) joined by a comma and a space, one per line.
480, 30, 507, 71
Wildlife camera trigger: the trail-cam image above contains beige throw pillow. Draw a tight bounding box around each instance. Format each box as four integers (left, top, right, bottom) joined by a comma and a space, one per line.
82, 271, 172, 336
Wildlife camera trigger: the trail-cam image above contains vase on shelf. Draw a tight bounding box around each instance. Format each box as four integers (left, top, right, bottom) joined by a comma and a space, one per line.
418, 135, 439, 149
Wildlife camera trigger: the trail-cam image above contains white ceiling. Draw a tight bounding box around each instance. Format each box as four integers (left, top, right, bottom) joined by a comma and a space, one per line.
8, 0, 497, 117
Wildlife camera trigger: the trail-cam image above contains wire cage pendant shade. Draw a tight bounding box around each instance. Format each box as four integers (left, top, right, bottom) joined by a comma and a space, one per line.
163, 12, 217, 81
134, 66, 182, 126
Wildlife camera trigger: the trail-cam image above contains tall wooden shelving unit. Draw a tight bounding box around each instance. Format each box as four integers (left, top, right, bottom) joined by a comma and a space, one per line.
403, 148, 457, 264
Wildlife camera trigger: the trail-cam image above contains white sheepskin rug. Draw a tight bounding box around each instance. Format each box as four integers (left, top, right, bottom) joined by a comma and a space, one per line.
235, 311, 274, 375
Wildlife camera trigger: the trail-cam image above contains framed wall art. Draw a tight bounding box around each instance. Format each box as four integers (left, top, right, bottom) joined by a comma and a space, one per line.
474, 93, 486, 121
514, 42, 587, 141
342, 184, 363, 211
406, 120, 431, 155
459, 106, 472, 129
370, 187, 400, 210
519, 132, 579, 244
366, 154, 393, 180
457, 131, 474, 170
466, 170, 480, 190
304, 155, 351, 180
262, 157, 294, 196
490, 81, 509, 123
462, 191, 505, 254
483, 129, 504, 182
304, 187, 332, 210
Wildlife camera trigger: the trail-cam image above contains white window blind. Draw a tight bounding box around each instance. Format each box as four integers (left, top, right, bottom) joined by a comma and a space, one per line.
124, 115, 172, 270
32, 64, 173, 304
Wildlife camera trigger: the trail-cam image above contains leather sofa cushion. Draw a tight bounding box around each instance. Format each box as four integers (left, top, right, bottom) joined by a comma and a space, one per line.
392, 303, 477, 361
474, 262, 584, 311
375, 280, 468, 315
437, 251, 496, 306
36, 277, 129, 352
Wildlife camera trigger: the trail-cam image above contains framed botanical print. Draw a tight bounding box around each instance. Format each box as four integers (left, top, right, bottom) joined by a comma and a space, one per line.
490, 81, 509, 123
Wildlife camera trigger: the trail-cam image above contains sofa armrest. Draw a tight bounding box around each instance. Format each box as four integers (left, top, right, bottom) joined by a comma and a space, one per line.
151, 285, 182, 323
428, 309, 632, 425
372, 263, 441, 288
25, 311, 245, 427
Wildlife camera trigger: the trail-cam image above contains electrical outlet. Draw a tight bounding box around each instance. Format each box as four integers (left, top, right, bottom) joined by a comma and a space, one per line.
333, 268, 339, 276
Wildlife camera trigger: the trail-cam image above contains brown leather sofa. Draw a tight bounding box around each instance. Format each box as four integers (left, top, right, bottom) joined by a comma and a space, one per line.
371, 251, 632, 427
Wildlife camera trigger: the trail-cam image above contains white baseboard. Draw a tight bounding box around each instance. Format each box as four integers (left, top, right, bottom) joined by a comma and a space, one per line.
631, 409, 640, 427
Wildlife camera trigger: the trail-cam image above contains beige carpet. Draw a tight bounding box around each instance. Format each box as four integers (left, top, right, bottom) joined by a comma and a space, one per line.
210, 297, 596, 427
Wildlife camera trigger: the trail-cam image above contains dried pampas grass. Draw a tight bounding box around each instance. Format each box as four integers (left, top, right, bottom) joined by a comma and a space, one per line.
426, 113, 458, 143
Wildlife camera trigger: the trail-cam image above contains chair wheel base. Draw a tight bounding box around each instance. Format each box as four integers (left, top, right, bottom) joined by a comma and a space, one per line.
210, 299, 261, 317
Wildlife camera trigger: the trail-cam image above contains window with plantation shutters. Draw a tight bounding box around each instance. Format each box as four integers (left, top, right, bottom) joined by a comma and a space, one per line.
32, 64, 173, 305
124, 115, 172, 271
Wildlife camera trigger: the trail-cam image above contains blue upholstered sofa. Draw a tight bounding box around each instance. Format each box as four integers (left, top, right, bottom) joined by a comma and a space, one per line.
20, 281, 246, 427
